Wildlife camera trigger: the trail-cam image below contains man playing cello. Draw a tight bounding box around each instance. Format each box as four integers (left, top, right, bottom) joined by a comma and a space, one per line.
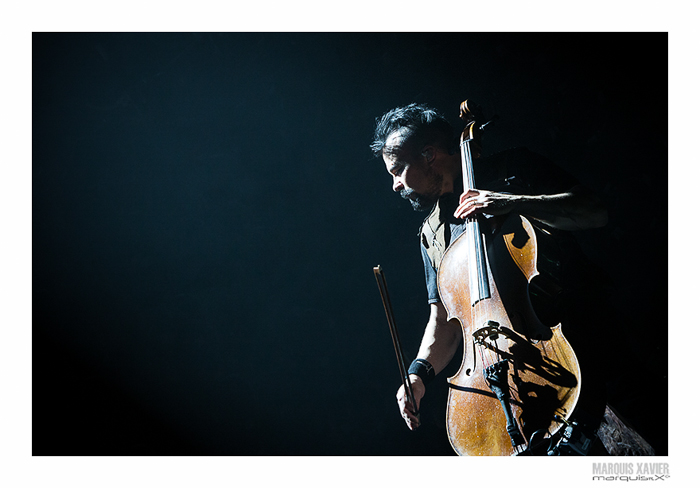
371, 102, 652, 456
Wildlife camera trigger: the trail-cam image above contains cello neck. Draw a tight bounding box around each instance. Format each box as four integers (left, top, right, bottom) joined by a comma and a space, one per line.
458, 107, 490, 304
460, 134, 477, 192
458, 99, 489, 192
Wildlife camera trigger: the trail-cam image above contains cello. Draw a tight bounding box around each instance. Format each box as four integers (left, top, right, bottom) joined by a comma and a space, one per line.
439, 100, 581, 456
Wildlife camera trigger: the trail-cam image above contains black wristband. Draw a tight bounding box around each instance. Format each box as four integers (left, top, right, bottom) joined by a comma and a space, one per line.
408, 358, 435, 386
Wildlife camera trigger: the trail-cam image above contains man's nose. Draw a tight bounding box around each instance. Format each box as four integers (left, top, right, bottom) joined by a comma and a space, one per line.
392, 176, 404, 192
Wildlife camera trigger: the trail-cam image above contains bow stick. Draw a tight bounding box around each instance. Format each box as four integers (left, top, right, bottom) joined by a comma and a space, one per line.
373, 265, 420, 422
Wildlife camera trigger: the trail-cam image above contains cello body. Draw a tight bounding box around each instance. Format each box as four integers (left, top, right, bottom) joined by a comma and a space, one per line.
439, 100, 581, 456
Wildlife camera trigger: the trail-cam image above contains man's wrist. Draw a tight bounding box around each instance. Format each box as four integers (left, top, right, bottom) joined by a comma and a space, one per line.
408, 358, 435, 386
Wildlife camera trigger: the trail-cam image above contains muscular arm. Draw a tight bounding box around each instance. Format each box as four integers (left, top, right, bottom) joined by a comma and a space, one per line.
396, 302, 462, 430
454, 185, 608, 231
415, 302, 462, 374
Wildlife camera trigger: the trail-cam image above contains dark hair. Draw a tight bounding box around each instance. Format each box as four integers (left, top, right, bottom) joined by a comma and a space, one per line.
370, 103, 456, 157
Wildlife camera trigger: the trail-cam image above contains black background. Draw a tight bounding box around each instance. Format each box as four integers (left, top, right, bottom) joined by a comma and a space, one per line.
33, 32, 667, 456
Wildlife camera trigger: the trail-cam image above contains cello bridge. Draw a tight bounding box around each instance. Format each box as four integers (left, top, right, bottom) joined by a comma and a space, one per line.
472, 321, 515, 346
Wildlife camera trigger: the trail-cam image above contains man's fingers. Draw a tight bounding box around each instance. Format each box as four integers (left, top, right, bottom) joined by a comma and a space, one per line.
402, 410, 420, 430
397, 384, 422, 430
454, 198, 484, 219
459, 189, 480, 203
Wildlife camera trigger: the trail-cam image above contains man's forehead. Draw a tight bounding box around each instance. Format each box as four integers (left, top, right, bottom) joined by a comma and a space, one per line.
385, 130, 404, 147
383, 130, 409, 156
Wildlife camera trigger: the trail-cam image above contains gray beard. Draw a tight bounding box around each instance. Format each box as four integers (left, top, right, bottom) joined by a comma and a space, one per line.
399, 168, 443, 211
400, 188, 439, 212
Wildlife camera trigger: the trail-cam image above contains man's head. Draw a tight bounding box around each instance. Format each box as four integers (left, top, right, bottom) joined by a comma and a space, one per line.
370, 103, 456, 158
371, 104, 458, 211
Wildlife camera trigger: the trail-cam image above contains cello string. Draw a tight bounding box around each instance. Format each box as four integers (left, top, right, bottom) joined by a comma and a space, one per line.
462, 135, 492, 376
474, 301, 491, 373
464, 137, 493, 372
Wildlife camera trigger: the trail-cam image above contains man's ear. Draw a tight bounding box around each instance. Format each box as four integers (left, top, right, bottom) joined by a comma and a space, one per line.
421, 146, 436, 165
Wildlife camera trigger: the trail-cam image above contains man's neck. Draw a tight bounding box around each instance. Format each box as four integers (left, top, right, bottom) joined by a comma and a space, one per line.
438, 153, 463, 196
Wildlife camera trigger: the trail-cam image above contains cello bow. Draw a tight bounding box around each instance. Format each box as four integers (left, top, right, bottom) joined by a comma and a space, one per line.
373, 265, 420, 423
